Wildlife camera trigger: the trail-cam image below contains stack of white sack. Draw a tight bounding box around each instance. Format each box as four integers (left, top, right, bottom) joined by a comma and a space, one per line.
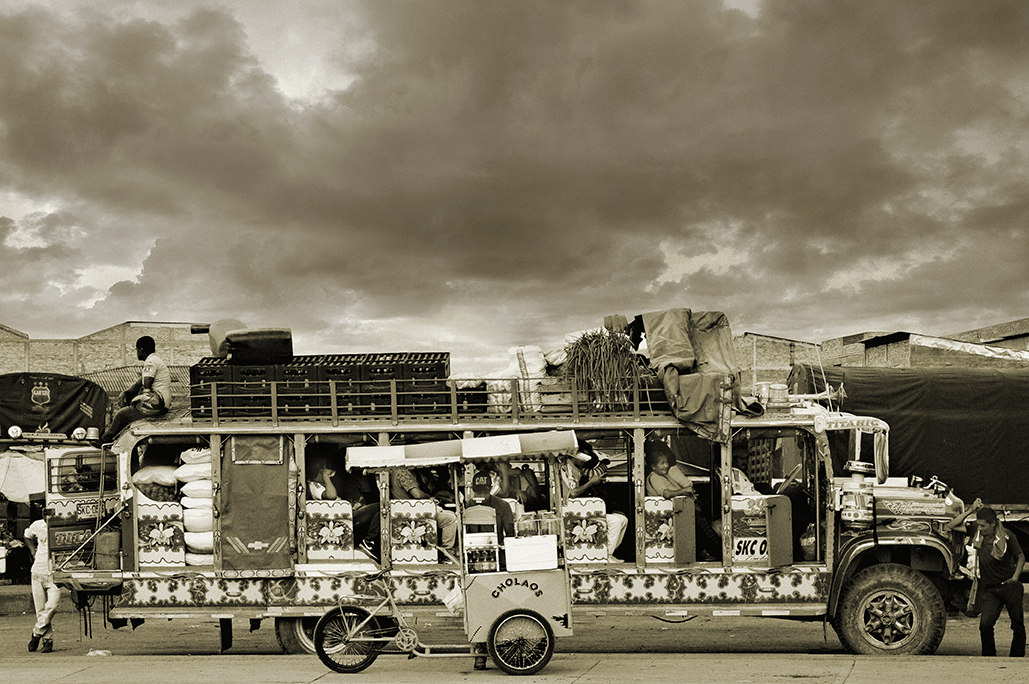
175, 448, 214, 565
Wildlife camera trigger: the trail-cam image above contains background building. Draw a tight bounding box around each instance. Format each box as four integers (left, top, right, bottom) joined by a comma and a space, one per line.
0, 321, 212, 403
0, 321, 210, 376
819, 318, 1029, 370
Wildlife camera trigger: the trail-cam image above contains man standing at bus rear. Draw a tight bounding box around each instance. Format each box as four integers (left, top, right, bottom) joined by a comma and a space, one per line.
95, 336, 171, 445
949, 499, 1026, 657
24, 505, 60, 653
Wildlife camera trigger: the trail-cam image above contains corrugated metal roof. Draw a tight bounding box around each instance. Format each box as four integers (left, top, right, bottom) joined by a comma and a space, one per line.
79, 366, 191, 398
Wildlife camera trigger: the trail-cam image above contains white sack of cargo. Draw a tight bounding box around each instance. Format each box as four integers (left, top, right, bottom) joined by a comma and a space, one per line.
185, 552, 214, 566
180, 447, 212, 464
183, 507, 214, 533
184, 531, 214, 553
180, 479, 212, 498
174, 462, 211, 482
181, 495, 213, 508
133, 465, 178, 487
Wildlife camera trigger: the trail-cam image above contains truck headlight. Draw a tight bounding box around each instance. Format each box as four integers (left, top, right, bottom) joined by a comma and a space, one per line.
7, 426, 22, 439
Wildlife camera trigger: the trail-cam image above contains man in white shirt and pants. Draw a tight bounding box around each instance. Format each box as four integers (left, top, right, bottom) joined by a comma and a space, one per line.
24, 509, 60, 653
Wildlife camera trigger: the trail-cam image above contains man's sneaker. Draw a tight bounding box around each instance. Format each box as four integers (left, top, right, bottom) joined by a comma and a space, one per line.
40, 639, 53, 653
473, 656, 488, 670
28, 633, 40, 652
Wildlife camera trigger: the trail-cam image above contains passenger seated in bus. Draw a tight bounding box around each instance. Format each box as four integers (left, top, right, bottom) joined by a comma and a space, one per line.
307, 454, 382, 559
306, 455, 339, 501
491, 462, 545, 512
645, 439, 720, 561
645, 442, 695, 500
562, 440, 628, 562
390, 466, 458, 552
469, 469, 515, 544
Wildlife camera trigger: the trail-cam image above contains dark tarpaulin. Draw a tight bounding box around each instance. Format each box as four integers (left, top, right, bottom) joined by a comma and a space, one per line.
0, 373, 108, 435
640, 309, 739, 443
219, 435, 292, 571
788, 364, 1029, 506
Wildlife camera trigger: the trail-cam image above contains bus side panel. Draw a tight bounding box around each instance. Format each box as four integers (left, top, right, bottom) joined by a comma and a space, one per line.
570, 568, 831, 607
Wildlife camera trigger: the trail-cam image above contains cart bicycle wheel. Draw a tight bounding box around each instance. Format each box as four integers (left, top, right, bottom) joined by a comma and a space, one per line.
314, 606, 384, 673
487, 610, 555, 676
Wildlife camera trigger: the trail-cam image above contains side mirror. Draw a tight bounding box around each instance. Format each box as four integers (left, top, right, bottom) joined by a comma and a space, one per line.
873, 432, 889, 485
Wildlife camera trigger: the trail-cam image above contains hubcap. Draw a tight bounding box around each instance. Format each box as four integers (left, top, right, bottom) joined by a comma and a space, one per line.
860, 590, 916, 649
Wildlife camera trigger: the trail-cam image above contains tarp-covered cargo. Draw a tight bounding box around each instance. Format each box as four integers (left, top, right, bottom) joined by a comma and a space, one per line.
788, 364, 1029, 505
0, 373, 108, 438
636, 309, 739, 442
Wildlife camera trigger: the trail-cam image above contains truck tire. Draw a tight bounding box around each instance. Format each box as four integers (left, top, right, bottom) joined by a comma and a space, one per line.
274, 616, 318, 654
835, 563, 946, 655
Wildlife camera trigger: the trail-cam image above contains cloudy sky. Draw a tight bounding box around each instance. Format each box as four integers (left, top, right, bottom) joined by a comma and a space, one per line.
1, 1, 1027, 376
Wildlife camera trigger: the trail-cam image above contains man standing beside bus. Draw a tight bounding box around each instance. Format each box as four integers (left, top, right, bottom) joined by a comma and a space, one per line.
94, 336, 171, 445
24, 508, 59, 653
949, 499, 1025, 657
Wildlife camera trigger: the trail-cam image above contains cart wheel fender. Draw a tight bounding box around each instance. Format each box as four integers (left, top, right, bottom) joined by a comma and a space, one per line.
835, 563, 946, 656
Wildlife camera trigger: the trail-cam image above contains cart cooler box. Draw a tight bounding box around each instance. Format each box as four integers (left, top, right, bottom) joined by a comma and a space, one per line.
504, 534, 558, 571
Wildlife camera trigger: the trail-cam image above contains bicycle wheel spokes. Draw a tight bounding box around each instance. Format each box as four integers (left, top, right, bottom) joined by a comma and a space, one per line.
488, 610, 555, 676
314, 607, 381, 674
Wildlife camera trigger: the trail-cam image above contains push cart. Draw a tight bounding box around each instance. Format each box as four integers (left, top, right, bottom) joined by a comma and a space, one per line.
313, 431, 577, 675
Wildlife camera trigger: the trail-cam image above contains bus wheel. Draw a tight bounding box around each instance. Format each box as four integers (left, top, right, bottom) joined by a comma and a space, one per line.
836, 563, 946, 655
314, 607, 381, 673
274, 616, 318, 654
487, 610, 554, 675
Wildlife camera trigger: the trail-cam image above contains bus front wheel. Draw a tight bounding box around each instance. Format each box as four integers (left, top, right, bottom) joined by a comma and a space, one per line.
835, 563, 946, 655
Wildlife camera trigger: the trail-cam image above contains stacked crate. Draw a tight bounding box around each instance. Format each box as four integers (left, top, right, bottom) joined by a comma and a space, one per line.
319, 353, 365, 417
189, 357, 234, 420
400, 352, 450, 415
232, 364, 275, 418
360, 353, 406, 415
188, 352, 452, 420
274, 355, 325, 417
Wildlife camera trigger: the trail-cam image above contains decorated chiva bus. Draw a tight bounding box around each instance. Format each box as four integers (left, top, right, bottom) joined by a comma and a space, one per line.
31, 311, 973, 656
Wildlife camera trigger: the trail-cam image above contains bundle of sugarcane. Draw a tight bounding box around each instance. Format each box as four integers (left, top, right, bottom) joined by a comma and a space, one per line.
559, 329, 651, 409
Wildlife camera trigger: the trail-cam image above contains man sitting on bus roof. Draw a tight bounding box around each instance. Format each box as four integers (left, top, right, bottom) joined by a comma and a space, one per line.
93, 336, 171, 446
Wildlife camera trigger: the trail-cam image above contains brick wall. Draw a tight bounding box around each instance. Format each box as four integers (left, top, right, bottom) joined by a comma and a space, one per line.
0, 322, 211, 375
819, 331, 886, 367
863, 340, 912, 368
949, 317, 1029, 346
735, 334, 821, 392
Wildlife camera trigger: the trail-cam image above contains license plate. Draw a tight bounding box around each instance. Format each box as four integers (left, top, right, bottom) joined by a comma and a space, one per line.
76, 500, 107, 517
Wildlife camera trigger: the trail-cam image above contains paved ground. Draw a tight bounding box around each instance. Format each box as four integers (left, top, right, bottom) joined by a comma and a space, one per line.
2, 651, 1028, 684
0, 600, 1007, 657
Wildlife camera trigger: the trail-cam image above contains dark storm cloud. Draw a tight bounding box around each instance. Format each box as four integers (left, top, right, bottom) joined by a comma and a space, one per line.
1, 1, 1027, 373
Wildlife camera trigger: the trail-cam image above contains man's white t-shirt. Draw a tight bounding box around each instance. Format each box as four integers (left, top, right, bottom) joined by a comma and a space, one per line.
24, 519, 50, 575
143, 353, 172, 408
